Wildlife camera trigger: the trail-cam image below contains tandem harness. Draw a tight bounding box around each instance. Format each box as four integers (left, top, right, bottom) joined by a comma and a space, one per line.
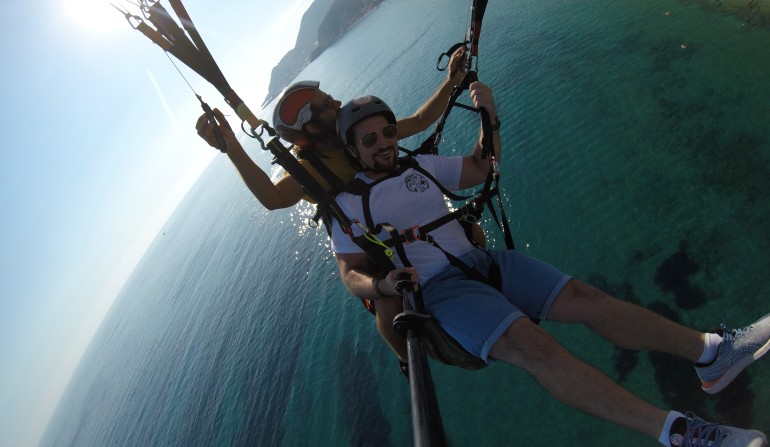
262, 133, 513, 372
265, 1, 511, 370
341, 155, 517, 370
266, 90, 516, 371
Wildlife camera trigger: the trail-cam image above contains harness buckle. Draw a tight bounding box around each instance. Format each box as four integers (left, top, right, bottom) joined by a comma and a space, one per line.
461, 200, 482, 224
402, 225, 421, 244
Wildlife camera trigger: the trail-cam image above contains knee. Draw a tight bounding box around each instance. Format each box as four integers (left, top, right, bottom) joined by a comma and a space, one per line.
570, 280, 622, 314
374, 296, 403, 329
547, 279, 613, 322
563, 279, 605, 301
375, 296, 402, 317
489, 318, 564, 369
471, 222, 486, 248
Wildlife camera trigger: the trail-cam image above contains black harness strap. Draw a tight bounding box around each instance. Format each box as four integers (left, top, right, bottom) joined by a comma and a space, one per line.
346, 155, 478, 228
298, 148, 351, 233
487, 187, 516, 249
406, 158, 475, 201
416, 71, 478, 156
390, 223, 494, 287
362, 191, 375, 232
299, 149, 347, 193
348, 157, 508, 294
380, 187, 496, 247
265, 138, 354, 236
480, 167, 516, 250
374, 156, 514, 252
415, 69, 496, 160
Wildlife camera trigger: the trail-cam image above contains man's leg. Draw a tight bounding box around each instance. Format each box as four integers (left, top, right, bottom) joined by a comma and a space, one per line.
546, 279, 705, 362
488, 317, 667, 438
545, 278, 770, 395
374, 295, 408, 362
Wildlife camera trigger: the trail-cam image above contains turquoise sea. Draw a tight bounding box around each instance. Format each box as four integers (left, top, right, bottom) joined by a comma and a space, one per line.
42, 0, 770, 445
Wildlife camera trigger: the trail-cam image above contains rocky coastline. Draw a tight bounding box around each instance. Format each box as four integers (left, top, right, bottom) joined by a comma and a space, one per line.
262, 0, 768, 108
261, 0, 386, 107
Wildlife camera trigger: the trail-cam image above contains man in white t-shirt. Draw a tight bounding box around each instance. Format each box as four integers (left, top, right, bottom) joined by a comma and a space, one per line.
329, 86, 769, 447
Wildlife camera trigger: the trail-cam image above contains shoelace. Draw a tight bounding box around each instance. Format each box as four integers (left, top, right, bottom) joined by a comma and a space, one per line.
718, 314, 733, 339
683, 413, 728, 447
719, 314, 752, 342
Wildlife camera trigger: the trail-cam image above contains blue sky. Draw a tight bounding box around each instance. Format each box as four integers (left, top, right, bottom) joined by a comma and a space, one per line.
0, 0, 313, 445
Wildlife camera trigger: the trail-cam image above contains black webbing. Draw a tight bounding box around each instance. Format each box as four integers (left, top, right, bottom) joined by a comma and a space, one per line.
265, 138, 353, 233
300, 149, 347, 193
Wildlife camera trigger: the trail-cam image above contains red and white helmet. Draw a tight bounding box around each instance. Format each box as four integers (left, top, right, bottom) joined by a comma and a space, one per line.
272, 80, 321, 145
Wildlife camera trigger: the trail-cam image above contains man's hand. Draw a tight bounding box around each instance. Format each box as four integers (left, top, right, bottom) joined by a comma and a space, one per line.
195, 108, 240, 152
469, 81, 496, 118
459, 80, 501, 189
381, 267, 420, 295
447, 46, 467, 84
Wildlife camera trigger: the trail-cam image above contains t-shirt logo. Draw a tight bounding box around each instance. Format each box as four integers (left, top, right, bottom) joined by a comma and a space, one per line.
404, 173, 430, 193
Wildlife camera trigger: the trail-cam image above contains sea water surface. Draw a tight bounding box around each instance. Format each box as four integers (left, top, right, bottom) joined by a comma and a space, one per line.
42, 0, 770, 445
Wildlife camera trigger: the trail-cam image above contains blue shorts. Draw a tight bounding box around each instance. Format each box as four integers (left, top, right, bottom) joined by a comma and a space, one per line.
421, 248, 571, 362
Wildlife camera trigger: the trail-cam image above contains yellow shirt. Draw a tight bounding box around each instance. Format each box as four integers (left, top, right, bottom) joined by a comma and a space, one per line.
292, 145, 358, 203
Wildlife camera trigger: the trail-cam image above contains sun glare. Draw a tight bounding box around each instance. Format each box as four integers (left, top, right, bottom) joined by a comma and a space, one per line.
63, 0, 123, 33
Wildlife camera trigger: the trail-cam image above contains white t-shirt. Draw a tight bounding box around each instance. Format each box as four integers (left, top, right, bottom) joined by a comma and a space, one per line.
330, 155, 475, 284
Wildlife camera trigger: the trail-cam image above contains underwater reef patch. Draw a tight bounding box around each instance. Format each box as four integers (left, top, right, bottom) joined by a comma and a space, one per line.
655, 240, 708, 309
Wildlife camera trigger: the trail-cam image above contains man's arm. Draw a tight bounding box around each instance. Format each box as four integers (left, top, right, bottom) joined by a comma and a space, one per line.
196, 108, 305, 210
335, 252, 419, 300
395, 48, 467, 139
459, 81, 501, 189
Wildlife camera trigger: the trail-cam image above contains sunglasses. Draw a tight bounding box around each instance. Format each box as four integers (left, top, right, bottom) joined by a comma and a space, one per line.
359, 124, 397, 148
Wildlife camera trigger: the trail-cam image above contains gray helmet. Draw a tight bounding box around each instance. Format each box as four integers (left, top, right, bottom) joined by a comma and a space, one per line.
272, 80, 320, 145
336, 95, 396, 147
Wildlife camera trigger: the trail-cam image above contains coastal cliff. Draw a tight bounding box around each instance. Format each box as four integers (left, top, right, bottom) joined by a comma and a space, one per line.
262, 0, 768, 107
262, 0, 386, 107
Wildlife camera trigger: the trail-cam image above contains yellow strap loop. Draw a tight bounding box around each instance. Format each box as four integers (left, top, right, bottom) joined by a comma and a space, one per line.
363, 232, 394, 262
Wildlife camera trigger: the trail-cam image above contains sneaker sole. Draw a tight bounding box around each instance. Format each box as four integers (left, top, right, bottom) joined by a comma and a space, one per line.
744, 431, 767, 447
701, 337, 770, 394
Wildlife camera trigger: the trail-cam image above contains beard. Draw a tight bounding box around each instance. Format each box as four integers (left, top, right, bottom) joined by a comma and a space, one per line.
370, 146, 398, 173
306, 128, 345, 150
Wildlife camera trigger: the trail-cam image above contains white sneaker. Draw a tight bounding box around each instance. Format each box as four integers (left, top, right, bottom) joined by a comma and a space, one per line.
695, 313, 770, 394
671, 412, 767, 447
